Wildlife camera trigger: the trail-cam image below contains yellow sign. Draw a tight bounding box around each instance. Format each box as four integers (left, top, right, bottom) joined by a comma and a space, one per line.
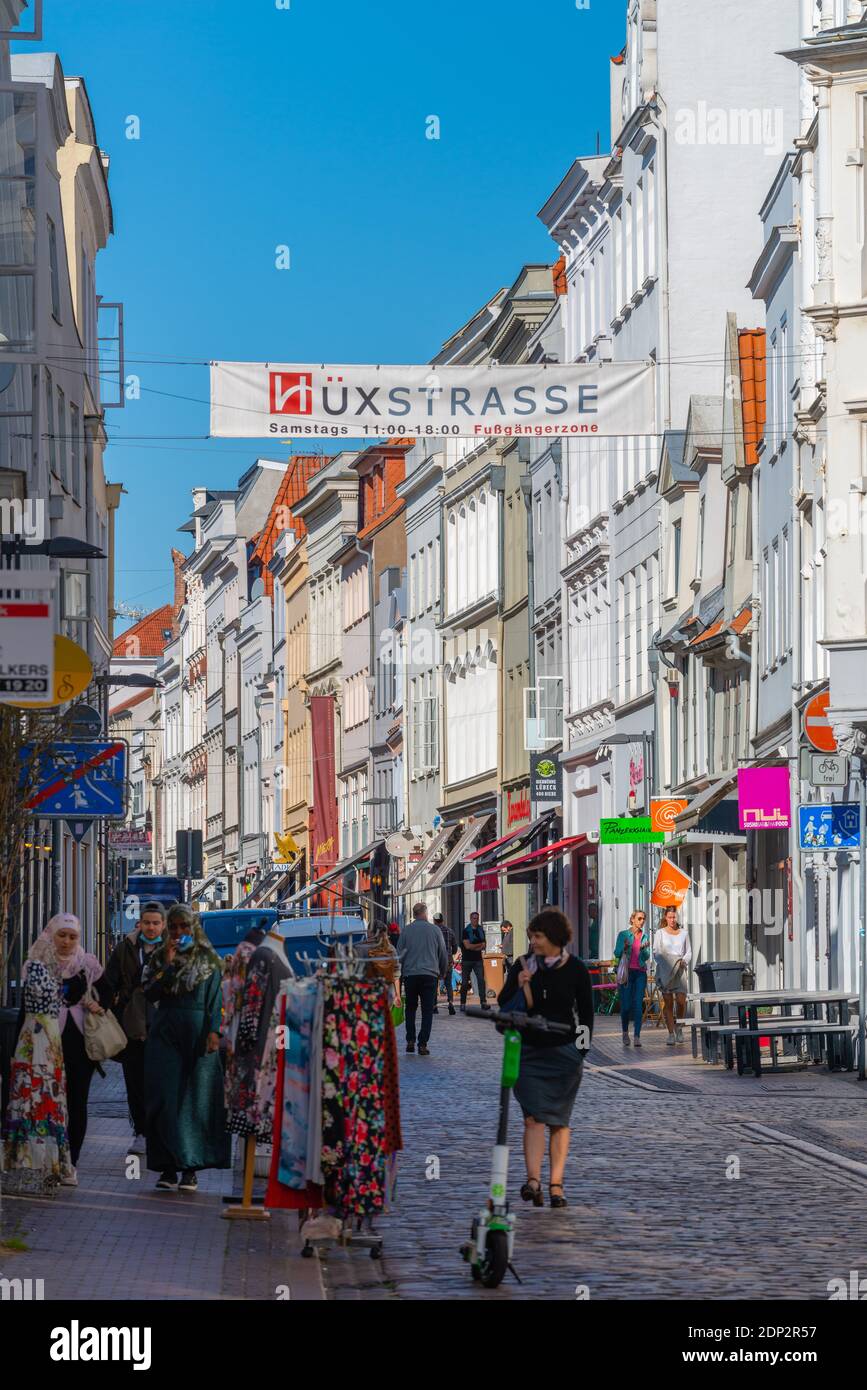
14, 635, 93, 709
274, 830, 301, 863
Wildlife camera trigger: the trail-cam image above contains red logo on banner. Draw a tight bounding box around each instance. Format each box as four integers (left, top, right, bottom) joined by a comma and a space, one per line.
269, 371, 313, 416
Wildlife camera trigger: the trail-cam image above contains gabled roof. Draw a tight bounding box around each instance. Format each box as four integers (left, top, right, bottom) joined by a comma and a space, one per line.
249, 455, 330, 597
112, 604, 174, 659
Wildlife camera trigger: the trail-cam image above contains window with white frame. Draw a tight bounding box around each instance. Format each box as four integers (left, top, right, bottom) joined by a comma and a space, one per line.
445, 483, 497, 617
411, 669, 438, 777
444, 644, 497, 784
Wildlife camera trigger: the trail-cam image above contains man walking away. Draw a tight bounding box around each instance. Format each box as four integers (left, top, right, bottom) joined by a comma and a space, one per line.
397, 903, 448, 1056
433, 912, 457, 1016
104, 901, 166, 1154
460, 910, 490, 1012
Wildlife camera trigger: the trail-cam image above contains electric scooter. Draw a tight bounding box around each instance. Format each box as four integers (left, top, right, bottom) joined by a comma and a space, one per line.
459, 1004, 572, 1288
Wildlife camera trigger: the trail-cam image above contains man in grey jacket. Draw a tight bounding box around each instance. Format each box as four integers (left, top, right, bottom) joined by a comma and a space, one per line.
397, 903, 448, 1056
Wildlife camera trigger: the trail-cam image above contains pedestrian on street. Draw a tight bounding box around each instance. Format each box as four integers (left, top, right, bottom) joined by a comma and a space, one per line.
1, 918, 88, 1191
460, 910, 489, 1012
104, 901, 166, 1154
432, 912, 457, 1016
653, 906, 692, 1045
386, 919, 402, 949
396, 902, 448, 1056
498, 907, 593, 1210
500, 919, 514, 969
142, 904, 230, 1191
613, 910, 650, 1048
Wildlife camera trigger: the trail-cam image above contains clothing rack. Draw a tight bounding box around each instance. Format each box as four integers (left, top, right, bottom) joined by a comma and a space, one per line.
273, 961, 397, 1261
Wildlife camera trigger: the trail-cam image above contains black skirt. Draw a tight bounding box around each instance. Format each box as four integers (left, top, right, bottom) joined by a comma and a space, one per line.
514, 1043, 584, 1127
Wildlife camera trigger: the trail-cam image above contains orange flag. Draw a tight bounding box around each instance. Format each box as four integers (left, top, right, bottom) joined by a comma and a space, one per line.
651, 856, 692, 909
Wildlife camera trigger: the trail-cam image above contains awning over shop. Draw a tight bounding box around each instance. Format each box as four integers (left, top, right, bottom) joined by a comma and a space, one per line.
500, 832, 596, 878
467, 812, 556, 892
392, 822, 455, 899
278, 839, 383, 906
425, 813, 494, 890
674, 775, 737, 833
463, 812, 555, 864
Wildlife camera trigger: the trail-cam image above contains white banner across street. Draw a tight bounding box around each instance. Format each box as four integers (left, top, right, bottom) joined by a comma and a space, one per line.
210, 360, 655, 440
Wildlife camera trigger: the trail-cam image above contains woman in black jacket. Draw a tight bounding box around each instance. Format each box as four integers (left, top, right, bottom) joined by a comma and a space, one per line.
498, 907, 593, 1210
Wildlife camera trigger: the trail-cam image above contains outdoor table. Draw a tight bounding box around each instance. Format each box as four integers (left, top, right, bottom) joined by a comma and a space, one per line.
689, 990, 859, 1075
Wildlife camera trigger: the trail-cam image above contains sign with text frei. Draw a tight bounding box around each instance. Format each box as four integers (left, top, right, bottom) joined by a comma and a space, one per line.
737, 766, 791, 831
210, 361, 655, 441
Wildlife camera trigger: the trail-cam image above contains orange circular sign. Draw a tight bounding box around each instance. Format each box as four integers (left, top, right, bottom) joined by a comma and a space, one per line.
803, 690, 837, 753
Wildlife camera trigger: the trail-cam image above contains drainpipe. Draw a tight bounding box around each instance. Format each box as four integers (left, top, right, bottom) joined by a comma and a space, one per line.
652, 94, 672, 431
791, 448, 805, 988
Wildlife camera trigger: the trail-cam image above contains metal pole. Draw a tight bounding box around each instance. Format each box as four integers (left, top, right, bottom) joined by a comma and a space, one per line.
859, 757, 866, 1080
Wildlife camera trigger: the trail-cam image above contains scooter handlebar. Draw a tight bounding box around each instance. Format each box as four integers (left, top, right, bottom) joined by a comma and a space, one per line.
464, 1005, 573, 1036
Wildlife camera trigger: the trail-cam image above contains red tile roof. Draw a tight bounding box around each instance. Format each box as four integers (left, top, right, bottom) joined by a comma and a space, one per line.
552, 256, 567, 296
738, 329, 766, 467
250, 455, 330, 597
112, 604, 174, 659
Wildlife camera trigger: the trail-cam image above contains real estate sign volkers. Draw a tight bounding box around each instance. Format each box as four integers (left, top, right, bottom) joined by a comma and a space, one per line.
210, 361, 655, 440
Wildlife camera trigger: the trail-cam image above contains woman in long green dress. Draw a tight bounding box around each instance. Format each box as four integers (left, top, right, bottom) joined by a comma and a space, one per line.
142, 905, 230, 1192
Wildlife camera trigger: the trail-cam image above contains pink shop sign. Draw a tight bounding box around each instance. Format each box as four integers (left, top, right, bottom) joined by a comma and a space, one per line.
738, 766, 791, 830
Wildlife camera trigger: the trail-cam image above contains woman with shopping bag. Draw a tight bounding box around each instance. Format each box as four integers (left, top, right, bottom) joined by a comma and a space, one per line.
3, 914, 113, 1189
613, 910, 650, 1048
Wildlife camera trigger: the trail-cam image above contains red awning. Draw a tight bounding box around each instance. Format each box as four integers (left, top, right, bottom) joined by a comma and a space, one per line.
463, 812, 552, 864
500, 833, 594, 875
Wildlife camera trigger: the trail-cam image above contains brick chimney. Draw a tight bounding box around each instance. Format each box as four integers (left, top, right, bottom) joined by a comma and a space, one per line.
171, 548, 186, 632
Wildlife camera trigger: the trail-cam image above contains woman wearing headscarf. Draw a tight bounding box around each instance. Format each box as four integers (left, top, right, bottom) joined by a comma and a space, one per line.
3, 913, 108, 1189
142, 904, 230, 1192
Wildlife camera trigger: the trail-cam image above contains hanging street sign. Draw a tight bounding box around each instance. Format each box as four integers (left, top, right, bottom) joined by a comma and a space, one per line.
599, 816, 665, 845
108, 826, 152, 856
0, 597, 53, 702
14, 634, 93, 709
798, 802, 860, 852
530, 753, 562, 807
738, 766, 791, 830
210, 360, 655, 440
802, 690, 838, 754
650, 798, 689, 832
23, 741, 128, 819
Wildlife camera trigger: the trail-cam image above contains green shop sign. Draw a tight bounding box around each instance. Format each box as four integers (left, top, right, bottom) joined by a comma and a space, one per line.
599, 817, 665, 845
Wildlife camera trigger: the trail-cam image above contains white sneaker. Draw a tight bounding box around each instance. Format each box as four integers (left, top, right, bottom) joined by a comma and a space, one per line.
60, 1167, 78, 1186
676, 1027, 685, 1044
666, 1033, 677, 1046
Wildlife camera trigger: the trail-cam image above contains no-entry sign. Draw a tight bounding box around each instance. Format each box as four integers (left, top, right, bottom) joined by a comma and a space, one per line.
802, 691, 837, 754
0, 599, 53, 702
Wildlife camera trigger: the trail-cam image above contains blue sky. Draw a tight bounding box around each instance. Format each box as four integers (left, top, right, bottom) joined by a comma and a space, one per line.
23, 0, 623, 617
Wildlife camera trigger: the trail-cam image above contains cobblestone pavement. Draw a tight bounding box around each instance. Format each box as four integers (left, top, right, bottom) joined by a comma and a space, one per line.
0, 1065, 323, 1302
4, 1013, 867, 1301
322, 1009, 867, 1301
